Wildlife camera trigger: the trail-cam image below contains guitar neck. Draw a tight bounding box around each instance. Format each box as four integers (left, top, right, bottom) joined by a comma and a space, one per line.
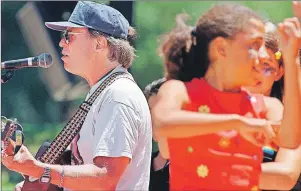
37, 109, 87, 164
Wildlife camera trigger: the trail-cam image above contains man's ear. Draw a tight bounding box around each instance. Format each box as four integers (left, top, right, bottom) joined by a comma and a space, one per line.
95, 36, 108, 51
275, 65, 284, 81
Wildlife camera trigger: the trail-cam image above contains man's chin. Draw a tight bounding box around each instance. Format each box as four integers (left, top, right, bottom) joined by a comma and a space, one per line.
64, 65, 74, 74
63, 64, 82, 77
62, 62, 73, 73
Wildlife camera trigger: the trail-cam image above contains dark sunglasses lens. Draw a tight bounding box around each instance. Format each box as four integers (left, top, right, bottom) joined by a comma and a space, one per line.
62, 31, 69, 43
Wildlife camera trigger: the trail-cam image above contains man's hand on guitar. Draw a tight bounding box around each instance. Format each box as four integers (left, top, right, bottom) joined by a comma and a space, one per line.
2, 145, 37, 177
14, 181, 24, 191
1, 116, 24, 156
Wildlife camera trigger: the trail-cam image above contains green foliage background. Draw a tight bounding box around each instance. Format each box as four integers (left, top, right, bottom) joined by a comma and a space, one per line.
1, 1, 294, 190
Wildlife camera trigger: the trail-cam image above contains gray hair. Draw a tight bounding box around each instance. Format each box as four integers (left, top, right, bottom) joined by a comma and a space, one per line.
89, 29, 136, 69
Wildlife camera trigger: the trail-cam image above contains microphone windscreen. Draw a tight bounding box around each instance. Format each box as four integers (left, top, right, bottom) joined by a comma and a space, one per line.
38, 53, 53, 68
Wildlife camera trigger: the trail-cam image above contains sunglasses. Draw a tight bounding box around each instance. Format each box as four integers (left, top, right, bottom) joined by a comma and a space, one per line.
62, 30, 82, 44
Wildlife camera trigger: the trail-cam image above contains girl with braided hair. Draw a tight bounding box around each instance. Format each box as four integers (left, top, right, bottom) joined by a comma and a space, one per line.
144, 78, 170, 191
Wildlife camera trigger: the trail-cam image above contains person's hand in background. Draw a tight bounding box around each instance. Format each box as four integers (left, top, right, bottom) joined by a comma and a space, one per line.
293, 1, 301, 19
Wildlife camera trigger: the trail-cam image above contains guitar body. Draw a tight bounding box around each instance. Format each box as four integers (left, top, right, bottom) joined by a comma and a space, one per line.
21, 142, 71, 191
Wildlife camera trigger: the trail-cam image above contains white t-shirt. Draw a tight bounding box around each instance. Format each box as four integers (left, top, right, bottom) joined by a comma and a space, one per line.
70, 66, 152, 190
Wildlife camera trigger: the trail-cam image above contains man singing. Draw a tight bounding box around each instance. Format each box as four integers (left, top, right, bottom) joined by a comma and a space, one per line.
2, 1, 152, 190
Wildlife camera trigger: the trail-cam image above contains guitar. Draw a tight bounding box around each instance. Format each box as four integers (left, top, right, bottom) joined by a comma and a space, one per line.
1, 116, 71, 191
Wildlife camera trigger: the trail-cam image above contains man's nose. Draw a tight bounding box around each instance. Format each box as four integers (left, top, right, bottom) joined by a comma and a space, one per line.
59, 38, 67, 48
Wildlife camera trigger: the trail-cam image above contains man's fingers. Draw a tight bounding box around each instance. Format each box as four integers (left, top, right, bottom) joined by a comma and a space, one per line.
2, 155, 14, 169
14, 181, 24, 191
12, 145, 28, 162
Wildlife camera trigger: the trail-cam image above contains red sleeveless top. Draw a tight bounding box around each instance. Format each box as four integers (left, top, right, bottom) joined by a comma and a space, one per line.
168, 78, 267, 191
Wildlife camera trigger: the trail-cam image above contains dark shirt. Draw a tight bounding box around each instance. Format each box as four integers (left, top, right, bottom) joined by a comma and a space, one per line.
149, 151, 170, 191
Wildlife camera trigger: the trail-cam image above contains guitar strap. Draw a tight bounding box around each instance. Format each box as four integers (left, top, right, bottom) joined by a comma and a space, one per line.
37, 71, 134, 164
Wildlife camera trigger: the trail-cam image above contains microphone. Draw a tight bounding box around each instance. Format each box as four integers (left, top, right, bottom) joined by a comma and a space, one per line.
1, 53, 53, 70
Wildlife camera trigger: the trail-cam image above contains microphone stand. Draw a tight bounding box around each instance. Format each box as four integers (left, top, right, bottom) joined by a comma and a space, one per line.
1, 69, 16, 84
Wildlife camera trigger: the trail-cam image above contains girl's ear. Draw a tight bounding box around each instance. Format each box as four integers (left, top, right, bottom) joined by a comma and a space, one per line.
275, 65, 284, 81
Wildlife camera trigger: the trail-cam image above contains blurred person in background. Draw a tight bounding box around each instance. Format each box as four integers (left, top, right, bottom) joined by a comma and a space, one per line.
245, 21, 301, 191
144, 78, 169, 191
2, 1, 152, 191
152, 2, 301, 191
258, 3, 301, 190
